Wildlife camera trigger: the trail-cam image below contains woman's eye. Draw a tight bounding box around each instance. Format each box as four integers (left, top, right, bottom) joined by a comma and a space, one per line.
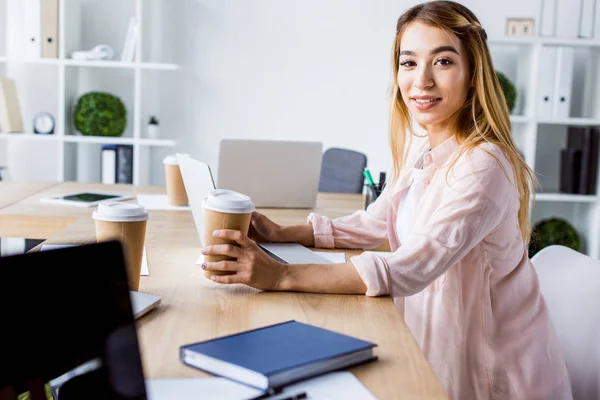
400, 60, 416, 67
435, 58, 452, 66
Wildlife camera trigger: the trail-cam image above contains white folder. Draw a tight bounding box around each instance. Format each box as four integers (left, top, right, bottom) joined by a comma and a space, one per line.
552, 47, 575, 119
579, 0, 596, 38
537, 47, 557, 120
540, 0, 558, 36
23, 0, 42, 59
595, 0, 600, 38
556, 0, 582, 38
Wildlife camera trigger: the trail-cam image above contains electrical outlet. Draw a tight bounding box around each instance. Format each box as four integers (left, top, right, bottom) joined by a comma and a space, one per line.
505, 18, 535, 36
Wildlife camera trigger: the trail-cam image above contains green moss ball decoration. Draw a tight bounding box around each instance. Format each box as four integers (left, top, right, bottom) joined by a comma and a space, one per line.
496, 71, 517, 114
74, 92, 127, 137
529, 218, 582, 258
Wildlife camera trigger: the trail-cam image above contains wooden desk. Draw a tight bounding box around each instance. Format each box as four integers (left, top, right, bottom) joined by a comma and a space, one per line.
0, 182, 446, 399
0, 181, 60, 210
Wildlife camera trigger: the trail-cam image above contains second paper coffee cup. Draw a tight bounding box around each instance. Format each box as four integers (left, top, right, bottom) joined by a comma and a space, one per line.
164, 154, 189, 206
93, 202, 149, 291
202, 189, 255, 279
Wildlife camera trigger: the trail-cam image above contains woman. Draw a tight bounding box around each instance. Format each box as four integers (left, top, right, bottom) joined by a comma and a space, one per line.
201, 1, 572, 398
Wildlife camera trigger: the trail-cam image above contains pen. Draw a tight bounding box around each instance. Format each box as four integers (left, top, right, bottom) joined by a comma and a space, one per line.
363, 169, 375, 186
278, 392, 307, 400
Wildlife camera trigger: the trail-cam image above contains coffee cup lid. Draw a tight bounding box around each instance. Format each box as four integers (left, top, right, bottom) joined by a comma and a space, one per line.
163, 153, 190, 165
93, 202, 149, 222
203, 189, 255, 214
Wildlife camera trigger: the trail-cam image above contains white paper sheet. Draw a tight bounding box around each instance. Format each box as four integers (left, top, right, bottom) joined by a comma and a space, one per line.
146, 372, 376, 400
145, 377, 262, 400
136, 194, 190, 210
41, 244, 150, 276
313, 251, 346, 264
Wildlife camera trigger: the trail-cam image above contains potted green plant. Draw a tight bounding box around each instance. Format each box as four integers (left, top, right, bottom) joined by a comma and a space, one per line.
528, 217, 583, 258
496, 71, 517, 114
74, 92, 127, 137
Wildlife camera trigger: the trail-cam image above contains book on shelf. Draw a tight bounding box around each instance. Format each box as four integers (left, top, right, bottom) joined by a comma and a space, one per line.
180, 320, 377, 391
561, 127, 600, 195
0, 78, 24, 133
101, 144, 133, 184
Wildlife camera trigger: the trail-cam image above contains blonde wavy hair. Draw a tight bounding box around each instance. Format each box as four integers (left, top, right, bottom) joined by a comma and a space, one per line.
389, 0, 536, 245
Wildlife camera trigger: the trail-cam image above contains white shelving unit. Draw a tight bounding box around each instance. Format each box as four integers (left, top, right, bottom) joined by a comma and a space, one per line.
489, 37, 600, 258
0, 0, 179, 185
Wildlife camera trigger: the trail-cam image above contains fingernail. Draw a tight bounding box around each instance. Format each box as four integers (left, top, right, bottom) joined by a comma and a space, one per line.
210, 276, 217, 281
201, 248, 208, 254
213, 230, 220, 237
201, 263, 206, 269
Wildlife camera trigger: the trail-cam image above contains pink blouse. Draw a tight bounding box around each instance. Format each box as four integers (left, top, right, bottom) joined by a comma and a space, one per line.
308, 134, 572, 399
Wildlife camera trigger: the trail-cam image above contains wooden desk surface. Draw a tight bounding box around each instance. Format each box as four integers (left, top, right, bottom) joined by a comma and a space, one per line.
0, 182, 446, 399
0, 181, 60, 210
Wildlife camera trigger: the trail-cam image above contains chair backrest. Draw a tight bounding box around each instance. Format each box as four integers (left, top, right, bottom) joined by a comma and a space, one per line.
531, 245, 600, 400
318, 148, 367, 193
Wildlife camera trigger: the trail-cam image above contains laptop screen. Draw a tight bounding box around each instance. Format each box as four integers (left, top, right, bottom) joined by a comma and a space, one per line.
0, 241, 147, 399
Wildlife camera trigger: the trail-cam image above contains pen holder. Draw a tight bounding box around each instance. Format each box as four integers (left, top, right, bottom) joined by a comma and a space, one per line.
364, 184, 382, 209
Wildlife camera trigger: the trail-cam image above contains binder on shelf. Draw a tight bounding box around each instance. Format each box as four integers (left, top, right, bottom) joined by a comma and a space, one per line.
552, 47, 575, 119
116, 145, 133, 184
537, 47, 557, 120
560, 148, 582, 194
540, 0, 558, 36
101, 144, 133, 184
23, 0, 42, 59
556, 0, 582, 38
0, 78, 24, 133
41, 0, 59, 58
101, 145, 117, 184
566, 127, 599, 195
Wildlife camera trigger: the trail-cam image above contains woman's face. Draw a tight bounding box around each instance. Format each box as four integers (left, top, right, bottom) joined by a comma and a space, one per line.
397, 22, 471, 132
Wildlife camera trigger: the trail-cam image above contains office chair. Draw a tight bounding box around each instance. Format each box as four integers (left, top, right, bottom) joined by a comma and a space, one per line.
531, 245, 600, 400
318, 148, 367, 193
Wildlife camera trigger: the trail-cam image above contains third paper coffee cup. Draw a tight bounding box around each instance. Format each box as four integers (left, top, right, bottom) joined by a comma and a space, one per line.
202, 189, 255, 279
164, 154, 189, 206
93, 202, 149, 291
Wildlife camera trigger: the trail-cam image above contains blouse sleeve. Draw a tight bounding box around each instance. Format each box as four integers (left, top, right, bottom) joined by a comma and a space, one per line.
351, 153, 516, 297
307, 184, 390, 250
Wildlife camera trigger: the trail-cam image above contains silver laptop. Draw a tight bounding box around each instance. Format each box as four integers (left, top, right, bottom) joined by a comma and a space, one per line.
177, 154, 332, 265
217, 139, 323, 209
40, 244, 161, 318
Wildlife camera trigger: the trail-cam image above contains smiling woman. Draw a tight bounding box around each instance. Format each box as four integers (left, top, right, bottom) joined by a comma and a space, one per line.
202, 2, 573, 399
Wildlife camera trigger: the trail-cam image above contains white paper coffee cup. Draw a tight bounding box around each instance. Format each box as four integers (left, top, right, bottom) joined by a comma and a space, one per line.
163, 154, 190, 206
202, 189, 255, 278
93, 202, 149, 290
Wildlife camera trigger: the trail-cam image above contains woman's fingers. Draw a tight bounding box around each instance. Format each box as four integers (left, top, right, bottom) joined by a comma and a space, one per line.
202, 243, 242, 258
209, 273, 248, 285
213, 229, 255, 248
202, 260, 239, 272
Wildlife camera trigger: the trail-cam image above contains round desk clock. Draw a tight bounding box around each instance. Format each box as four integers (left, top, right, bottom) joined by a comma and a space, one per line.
33, 112, 55, 134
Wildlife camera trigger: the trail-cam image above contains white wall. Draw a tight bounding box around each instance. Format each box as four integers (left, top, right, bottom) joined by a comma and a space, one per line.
5, 0, 550, 184
168, 0, 543, 182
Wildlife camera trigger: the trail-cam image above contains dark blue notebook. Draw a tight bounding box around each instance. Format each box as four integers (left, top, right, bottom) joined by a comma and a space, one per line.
179, 320, 377, 390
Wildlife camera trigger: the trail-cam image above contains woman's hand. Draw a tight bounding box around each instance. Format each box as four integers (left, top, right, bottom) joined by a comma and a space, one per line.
248, 212, 315, 247
248, 212, 284, 242
201, 229, 288, 290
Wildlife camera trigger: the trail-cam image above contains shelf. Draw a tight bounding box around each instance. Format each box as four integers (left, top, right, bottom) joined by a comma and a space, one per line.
139, 138, 176, 146
0, 132, 58, 141
489, 37, 600, 48
535, 193, 599, 203
537, 117, 600, 126
63, 135, 175, 146
0, 134, 175, 147
0, 57, 178, 71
